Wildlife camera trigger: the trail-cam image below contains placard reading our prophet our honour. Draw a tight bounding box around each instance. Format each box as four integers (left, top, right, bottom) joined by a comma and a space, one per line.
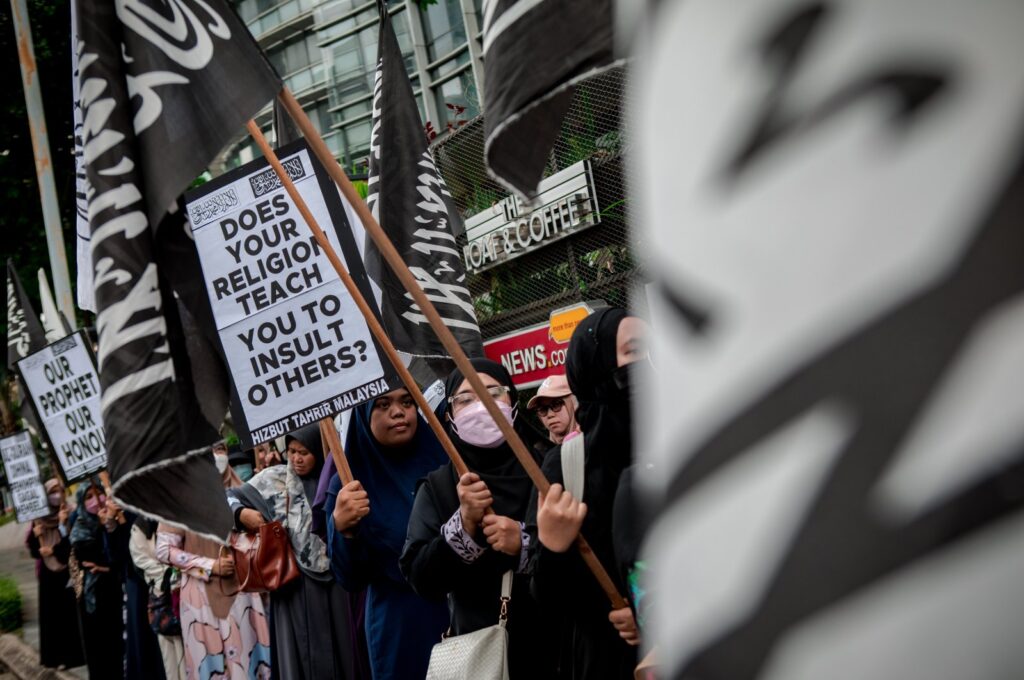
17, 331, 106, 483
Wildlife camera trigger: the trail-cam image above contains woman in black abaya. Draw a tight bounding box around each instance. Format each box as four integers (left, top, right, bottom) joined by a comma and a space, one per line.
26, 479, 85, 669
528, 308, 647, 679
400, 358, 556, 678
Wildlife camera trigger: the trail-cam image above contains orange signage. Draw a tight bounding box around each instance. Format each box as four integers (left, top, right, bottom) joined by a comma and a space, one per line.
549, 303, 593, 344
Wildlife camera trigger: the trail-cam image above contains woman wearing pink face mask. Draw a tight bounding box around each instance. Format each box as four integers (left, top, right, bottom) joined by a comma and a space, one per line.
70, 480, 125, 679
400, 358, 556, 678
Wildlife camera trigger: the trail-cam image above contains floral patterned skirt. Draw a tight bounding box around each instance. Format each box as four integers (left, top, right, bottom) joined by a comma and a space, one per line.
180, 574, 272, 680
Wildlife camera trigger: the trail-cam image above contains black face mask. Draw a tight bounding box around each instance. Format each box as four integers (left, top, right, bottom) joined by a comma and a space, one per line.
610, 357, 652, 400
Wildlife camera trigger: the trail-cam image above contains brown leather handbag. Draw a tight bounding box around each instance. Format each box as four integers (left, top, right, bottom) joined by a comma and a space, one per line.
228, 495, 301, 593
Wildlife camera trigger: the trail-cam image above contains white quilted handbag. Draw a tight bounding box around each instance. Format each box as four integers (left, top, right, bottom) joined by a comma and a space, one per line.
426, 570, 512, 680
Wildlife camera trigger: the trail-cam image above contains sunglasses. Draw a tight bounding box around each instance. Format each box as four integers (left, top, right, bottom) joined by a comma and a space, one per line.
535, 398, 565, 417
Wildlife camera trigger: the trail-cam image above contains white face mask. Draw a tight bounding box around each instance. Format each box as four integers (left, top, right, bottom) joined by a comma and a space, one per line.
214, 454, 229, 474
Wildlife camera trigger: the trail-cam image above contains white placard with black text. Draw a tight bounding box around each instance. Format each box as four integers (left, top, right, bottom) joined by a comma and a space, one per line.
0, 431, 49, 522
17, 331, 106, 483
185, 142, 395, 447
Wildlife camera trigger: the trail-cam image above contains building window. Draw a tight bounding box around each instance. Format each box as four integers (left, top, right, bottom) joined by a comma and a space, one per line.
244, 0, 315, 37
324, 10, 415, 111
316, 1, 378, 44
314, 0, 363, 26
433, 70, 479, 128
339, 118, 373, 172
325, 27, 377, 105
267, 34, 318, 77
428, 48, 470, 82
237, 0, 281, 24
419, 0, 467, 62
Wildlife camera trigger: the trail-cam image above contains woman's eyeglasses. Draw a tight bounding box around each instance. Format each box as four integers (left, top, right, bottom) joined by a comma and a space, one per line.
535, 398, 565, 417
448, 385, 511, 411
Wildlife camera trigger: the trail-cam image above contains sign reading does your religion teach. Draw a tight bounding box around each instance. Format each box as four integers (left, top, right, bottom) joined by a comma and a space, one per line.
462, 160, 601, 274
185, 140, 397, 449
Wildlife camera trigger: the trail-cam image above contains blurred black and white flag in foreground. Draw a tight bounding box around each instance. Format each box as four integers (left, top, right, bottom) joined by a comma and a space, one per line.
365, 1, 482, 359
631, 1, 1024, 678
74, 0, 280, 539
481, 0, 618, 201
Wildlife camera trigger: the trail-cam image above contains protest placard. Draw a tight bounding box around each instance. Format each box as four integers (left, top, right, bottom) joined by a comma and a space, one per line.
185, 140, 396, 448
16, 331, 106, 483
0, 431, 50, 522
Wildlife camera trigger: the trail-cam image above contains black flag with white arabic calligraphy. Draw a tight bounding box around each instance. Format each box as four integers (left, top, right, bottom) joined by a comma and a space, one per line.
6, 261, 47, 370
364, 2, 483, 359
74, 0, 280, 539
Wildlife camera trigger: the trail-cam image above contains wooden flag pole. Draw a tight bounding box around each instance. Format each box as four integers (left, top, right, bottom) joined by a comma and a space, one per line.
274, 90, 629, 610
245, 121, 470, 487
319, 417, 354, 486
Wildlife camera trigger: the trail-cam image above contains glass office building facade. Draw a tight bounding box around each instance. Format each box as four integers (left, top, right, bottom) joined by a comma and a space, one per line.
221, 0, 639, 380
221, 0, 485, 174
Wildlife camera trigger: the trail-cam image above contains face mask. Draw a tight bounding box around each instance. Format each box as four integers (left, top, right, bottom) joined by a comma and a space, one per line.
233, 464, 253, 481
214, 454, 229, 474
610, 357, 652, 400
48, 493, 62, 507
452, 401, 515, 448
84, 497, 100, 514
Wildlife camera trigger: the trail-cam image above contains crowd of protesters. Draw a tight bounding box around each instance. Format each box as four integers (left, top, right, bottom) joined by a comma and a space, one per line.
26, 307, 652, 680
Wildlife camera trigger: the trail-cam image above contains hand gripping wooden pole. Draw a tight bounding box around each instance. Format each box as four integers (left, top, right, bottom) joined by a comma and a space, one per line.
271, 90, 629, 610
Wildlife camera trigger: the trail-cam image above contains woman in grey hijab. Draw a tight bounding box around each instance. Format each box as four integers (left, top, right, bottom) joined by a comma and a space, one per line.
228, 423, 367, 679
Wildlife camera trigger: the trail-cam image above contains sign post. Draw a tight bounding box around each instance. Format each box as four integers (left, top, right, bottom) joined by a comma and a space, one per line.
0, 431, 49, 522
16, 331, 106, 483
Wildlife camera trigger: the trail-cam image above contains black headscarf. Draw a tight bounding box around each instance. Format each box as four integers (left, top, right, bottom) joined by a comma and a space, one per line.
332, 400, 448, 561
285, 423, 326, 506
444, 358, 541, 517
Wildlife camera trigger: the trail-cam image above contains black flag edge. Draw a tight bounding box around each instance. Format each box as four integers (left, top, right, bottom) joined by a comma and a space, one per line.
483, 57, 628, 203
109, 444, 229, 544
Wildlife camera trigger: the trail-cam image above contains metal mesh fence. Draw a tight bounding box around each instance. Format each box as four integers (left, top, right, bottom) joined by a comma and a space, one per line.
430, 65, 643, 340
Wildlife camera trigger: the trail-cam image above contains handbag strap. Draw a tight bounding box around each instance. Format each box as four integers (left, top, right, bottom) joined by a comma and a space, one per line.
160, 566, 174, 595
498, 570, 512, 626
561, 432, 585, 499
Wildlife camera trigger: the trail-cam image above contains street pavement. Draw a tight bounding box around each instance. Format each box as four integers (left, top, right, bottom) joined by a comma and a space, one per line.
0, 520, 87, 678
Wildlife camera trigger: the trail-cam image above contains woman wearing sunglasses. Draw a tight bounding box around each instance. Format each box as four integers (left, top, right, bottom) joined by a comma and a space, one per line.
527, 374, 581, 446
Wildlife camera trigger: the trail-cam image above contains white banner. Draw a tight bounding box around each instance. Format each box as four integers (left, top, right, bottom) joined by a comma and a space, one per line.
185, 142, 395, 447
0, 431, 49, 522
17, 331, 106, 482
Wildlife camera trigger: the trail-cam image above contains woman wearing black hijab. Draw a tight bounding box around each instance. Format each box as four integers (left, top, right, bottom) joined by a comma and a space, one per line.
229, 424, 366, 679
400, 358, 556, 678
528, 308, 647, 680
